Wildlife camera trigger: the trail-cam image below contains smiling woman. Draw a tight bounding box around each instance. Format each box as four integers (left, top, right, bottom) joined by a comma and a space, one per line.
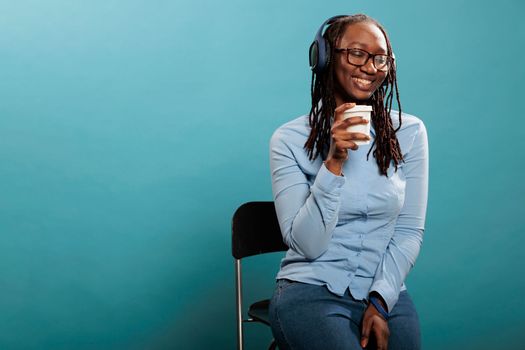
305, 15, 405, 179
267, 14, 428, 350
333, 23, 390, 102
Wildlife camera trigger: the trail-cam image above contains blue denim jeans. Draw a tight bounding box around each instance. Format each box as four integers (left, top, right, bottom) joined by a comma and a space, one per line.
269, 279, 421, 350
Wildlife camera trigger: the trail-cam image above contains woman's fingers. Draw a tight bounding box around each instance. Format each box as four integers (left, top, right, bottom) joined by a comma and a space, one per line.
335, 140, 359, 151
332, 116, 368, 133
327, 104, 370, 160
337, 132, 371, 142
360, 316, 372, 348
331, 116, 371, 151
361, 304, 390, 349
332, 132, 369, 152
342, 116, 369, 127
334, 102, 357, 114
372, 319, 390, 350
361, 316, 390, 350
334, 102, 357, 121
332, 116, 368, 135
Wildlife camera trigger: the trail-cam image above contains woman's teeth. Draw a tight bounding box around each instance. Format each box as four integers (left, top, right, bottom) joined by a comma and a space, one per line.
352, 77, 373, 86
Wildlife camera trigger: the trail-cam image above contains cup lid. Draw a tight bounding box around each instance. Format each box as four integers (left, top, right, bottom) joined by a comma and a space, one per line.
344, 105, 373, 113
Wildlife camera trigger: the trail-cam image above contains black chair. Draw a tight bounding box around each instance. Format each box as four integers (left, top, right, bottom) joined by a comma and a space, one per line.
232, 201, 288, 350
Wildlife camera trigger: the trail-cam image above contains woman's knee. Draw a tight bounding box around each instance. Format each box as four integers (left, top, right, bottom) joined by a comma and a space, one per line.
387, 291, 421, 350
269, 281, 363, 349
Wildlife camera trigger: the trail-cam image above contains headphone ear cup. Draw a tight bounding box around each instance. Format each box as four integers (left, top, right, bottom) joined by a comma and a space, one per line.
314, 37, 329, 73
324, 41, 331, 69
309, 41, 319, 72
310, 38, 327, 74
310, 15, 348, 74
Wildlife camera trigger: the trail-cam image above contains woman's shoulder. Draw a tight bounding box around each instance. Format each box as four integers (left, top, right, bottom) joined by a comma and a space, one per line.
270, 114, 311, 148
390, 110, 428, 155
391, 110, 426, 134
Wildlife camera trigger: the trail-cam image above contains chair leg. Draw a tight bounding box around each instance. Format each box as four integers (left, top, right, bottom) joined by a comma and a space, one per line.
235, 259, 244, 350
268, 339, 277, 350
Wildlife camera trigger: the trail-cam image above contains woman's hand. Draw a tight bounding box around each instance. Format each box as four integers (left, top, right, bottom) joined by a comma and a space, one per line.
324, 102, 371, 175
360, 303, 390, 350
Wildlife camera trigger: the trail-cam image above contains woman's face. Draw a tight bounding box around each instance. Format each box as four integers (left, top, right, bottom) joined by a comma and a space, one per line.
333, 21, 389, 105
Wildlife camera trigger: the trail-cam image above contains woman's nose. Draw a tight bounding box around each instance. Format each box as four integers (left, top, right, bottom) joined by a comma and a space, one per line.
360, 57, 377, 74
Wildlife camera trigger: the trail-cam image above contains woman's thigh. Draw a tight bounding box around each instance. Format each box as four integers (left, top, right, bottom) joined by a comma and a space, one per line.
269, 279, 366, 350
387, 290, 421, 350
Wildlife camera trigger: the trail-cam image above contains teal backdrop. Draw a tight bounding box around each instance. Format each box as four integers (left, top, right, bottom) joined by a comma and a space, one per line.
1, 0, 524, 349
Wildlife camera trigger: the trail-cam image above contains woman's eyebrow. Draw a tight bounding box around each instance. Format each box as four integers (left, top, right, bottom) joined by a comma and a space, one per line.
345, 41, 387, 54
346, 41, 366, 47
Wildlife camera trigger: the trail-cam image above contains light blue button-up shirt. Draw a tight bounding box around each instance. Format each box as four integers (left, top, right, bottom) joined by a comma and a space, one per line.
270, 112, 428, 312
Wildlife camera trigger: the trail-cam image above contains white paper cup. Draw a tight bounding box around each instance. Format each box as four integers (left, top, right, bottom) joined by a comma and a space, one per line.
343, 105, 373, 145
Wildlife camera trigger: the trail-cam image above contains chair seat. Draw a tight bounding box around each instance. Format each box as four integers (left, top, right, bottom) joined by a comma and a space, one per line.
247, 299, 271, 326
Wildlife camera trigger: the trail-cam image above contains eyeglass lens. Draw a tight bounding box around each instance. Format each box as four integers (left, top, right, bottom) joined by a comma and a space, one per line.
347, 49, 390, 71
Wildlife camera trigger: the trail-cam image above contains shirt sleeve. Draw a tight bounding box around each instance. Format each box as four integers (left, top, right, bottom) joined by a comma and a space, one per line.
270, 128, 345, 260
369, 120, 429, 312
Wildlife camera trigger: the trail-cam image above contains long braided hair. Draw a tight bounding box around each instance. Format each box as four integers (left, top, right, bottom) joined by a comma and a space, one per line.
304, 14, 404, 176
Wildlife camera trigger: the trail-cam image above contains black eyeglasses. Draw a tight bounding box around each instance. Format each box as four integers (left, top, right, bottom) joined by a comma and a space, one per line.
334, 48, 393, 72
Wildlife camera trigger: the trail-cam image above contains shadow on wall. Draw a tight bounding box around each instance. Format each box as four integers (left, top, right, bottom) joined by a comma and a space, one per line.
146, 278, 275, 349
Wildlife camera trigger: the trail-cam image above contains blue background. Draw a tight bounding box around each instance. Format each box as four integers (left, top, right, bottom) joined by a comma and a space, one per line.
1, 0, 524, 349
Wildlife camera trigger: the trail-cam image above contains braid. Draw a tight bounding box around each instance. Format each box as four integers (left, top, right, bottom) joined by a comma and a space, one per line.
305, 20, 347, 160
304, 14, 405, 176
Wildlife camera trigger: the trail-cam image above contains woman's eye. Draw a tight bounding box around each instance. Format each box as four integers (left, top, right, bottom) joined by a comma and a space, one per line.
376, 56, 387, 64
349, 50, 366, 57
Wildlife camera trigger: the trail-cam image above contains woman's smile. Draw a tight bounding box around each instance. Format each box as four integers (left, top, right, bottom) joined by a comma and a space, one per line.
351, 76, 375, 91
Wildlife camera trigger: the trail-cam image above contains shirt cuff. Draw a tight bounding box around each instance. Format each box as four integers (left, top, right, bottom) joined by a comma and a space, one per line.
369, 282, 398, 313
314, 162, 346, 193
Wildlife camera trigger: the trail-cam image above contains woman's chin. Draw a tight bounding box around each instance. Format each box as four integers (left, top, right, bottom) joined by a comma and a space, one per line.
348, 89, 375, 103
348, 93, 373, 104
336, 88, 374, 105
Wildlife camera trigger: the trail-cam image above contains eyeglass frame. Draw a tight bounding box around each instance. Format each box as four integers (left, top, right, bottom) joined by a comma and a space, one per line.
334, 47, 394, 72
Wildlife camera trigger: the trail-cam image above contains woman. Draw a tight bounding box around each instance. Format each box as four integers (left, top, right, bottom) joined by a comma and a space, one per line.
268, 14, 428, 350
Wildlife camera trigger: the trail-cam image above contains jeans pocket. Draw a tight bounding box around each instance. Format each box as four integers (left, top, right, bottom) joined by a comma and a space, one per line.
277, 279, 297, 294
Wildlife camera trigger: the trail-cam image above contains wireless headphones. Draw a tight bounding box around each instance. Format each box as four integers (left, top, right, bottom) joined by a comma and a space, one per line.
309, 15, 395, 87
309, 15, 348, 74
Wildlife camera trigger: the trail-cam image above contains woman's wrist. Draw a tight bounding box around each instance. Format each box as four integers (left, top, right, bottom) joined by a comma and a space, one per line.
369, 292, 387, 309
324, 158, 345, 176
369, 292, 389, 319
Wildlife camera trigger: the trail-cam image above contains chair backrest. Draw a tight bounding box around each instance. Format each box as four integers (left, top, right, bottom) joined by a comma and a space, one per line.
231, 201, 288, 259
